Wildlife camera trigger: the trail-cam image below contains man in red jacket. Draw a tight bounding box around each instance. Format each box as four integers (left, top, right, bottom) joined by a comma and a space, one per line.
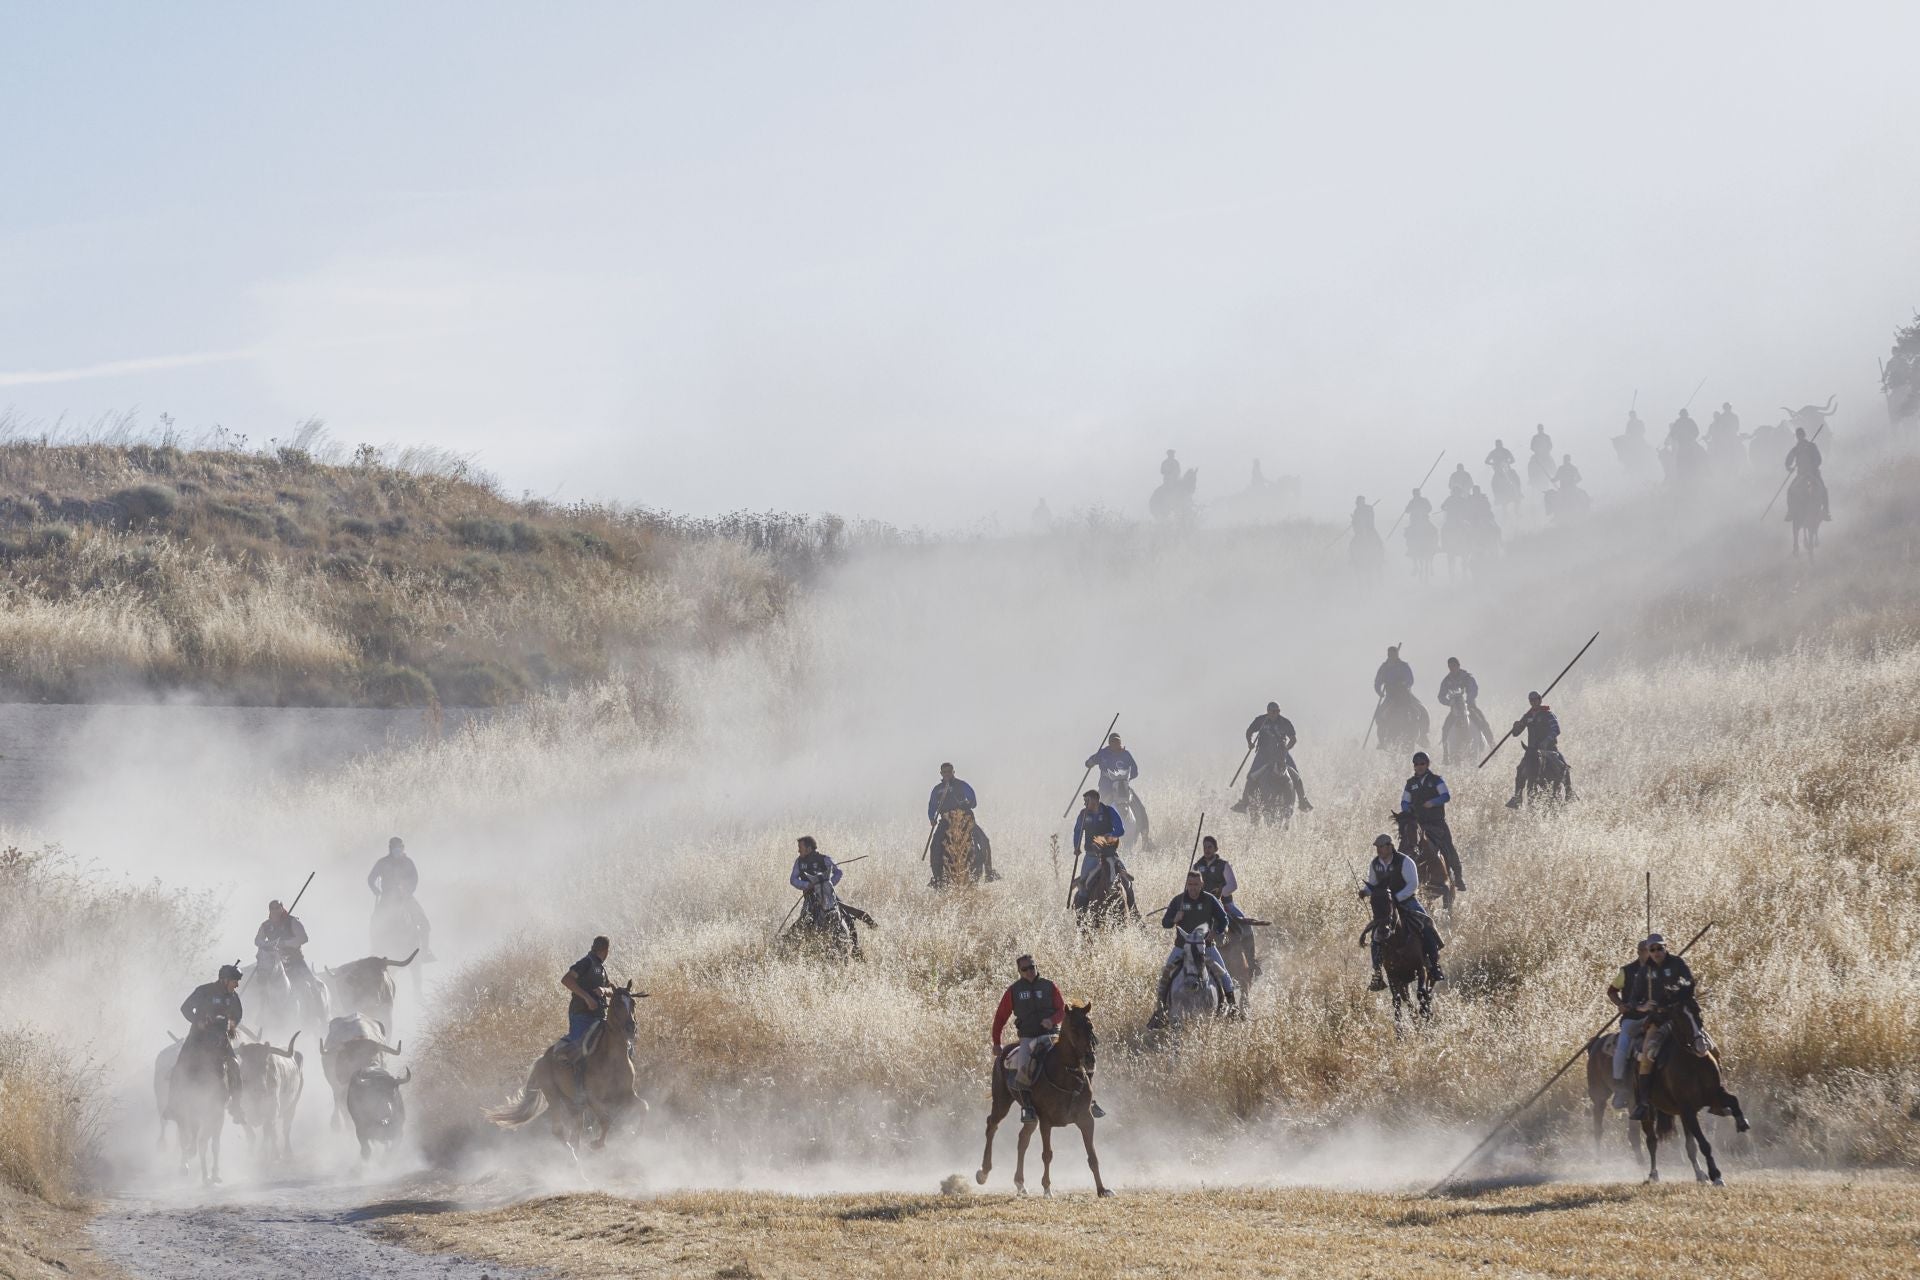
990, 954, 1104, 1123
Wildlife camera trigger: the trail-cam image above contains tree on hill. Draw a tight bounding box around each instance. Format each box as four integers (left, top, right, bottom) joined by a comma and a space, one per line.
1882, 312, 1920, 431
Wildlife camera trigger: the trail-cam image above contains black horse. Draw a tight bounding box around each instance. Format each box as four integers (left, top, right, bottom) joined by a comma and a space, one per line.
1359, 885, 1432, 1022
780, 876, 877, 962
1072, 849, 1137, 931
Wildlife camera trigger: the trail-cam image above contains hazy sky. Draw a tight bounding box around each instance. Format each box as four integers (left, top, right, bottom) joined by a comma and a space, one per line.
4, 3, 1917, 524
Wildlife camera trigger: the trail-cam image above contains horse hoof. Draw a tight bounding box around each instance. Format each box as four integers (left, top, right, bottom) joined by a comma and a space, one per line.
1695, 1172, 1710, 1183
1015, 1186, 1027, 1197
1646, 1173, 1659, 1183
1098, 1187, 1114, 1198
974, 1170, 988, 1186
1710, 1175, 1725, 1187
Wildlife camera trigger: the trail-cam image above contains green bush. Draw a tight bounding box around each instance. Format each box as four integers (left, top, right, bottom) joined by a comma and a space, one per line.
450, 517, 512, 552
108, 483, 178, 524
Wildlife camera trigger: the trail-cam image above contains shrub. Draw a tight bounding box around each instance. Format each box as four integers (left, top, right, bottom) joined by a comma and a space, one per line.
508, 520, 544, 552
429, 659, 525, 706
451, 517, 512, 552
206, 501, 275, 538
360, 662, 435, 707
106, 483, 178, 524
338, 517, 377, 540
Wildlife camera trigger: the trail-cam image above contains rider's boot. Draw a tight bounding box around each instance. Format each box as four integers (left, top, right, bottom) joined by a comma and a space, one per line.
1219, 984, 1238, 1015
1089, 1098, 1108, 1119
1017, 1089, 1037, 1124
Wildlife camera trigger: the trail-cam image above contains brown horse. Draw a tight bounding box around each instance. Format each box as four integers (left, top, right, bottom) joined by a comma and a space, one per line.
485, 984, 650, 1152
1391, 810, 1455, 913
1638, 1010, 1749, 1184
933, 809, 992, 887
1359, 886, 1431, 1021
1584, 1031, 1704, 1177
975, 1002, 1109, 1197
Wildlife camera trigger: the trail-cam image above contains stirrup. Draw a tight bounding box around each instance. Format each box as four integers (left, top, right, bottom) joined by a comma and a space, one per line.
1089, 1100, 1108, 1119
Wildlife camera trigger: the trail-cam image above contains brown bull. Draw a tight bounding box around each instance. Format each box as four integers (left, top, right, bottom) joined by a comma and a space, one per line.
321, 949, 418, 1036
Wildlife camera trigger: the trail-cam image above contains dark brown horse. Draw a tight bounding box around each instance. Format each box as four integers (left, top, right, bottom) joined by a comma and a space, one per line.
485, 984, 650, 1152
1584, 1031, 1704, 1178
1359, 886, 1431, 1021
975, 1002, 1109, 1197
1637, 1011, 1750, 1184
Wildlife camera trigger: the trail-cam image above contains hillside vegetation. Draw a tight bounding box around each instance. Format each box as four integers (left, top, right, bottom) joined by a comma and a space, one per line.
0, 432, 851, 705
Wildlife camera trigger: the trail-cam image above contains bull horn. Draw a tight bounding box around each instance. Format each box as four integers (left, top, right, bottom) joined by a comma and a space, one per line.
1821, 394, 1838, 414
385, 949, 420, 969
276, 1031, 301, 1058
166, 1031, 180, 1044
397, 1068, 413, 1085
374, 1039, 403, 1055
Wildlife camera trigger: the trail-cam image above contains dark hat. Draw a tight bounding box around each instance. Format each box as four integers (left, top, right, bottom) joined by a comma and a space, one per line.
219, 963, 243, 981
1412, 751, 1430, 764
1373, 834, 1394, 848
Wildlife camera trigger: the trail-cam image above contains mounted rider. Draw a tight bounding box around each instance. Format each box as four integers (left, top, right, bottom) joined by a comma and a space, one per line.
1528, 424, 1554, 477
1446, 463, 1473, 498
1485, 439, 1515, 469
1403, 488, 1434, 522
1437, 656, 1494, 744
1553, 454, 1582, 490
1160, 449, 1181, 484
1086, 734, 1144, 842
1154, 870, 1237, 1016
179, 964, 246, 1107
367, 836, 434, 961
1401, 751, 1467, 891
1069, 790, 1132, 911
1373, 647, 1426, 749
928, 762, 998, 881
991, 955, 1066, 1124
1360, 834, 1445, 987
1606, 939, 1654, 1109
1631, 934, 1705, 1121
1784, 426, 1829, 522
1505, 691, 1574, 808
253, 899, 325, 1014
1235, 702, 1313, 812
557, 935, 613, 1090
790, 834, 844, 893
1192, 836, 1243, 920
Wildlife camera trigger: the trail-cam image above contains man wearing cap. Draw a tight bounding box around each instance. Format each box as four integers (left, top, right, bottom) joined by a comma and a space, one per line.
1360, 834, 1444, 987
1605, 939, 1654, 1109
1632, 933, 1704, 1121
1400, 751, 1467, 892
1506, 690, 1572, 809
1154, 869, 1238, 1018
1437, 657, 1495, 745
180, 964, 246, 1107
1235, 702, 1313, 812
990, 954, 1105, 1122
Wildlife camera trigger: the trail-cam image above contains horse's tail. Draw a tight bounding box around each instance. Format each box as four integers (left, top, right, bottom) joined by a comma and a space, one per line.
484, 1058, 551, 1128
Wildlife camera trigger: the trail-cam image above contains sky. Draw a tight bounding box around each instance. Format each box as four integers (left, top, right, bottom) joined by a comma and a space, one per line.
3, 2, 1917, 525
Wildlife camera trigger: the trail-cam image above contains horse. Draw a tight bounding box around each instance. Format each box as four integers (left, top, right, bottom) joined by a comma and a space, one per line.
1786, 471, 1826, 557
1545, 481, 1591, 522
780, 874, 876, 962
1583, 1031, 1706, 1177
370, 894, 431, 1000
1373, 689, 1429, 754
1359, 886, 1431, 1022
1490, 461, 1522, 516
1072, 849, 1136, 931
1636, 1008, 1750, 1184
1438, 689, 1491, 768
1237, 752, 1297, 827
1515, 745, 1574, 808
1218, 911, 1265, 994
976, 1002, 1109, 1197
1392, 809, 1456, 914
153, 1033, 183, 1149
1165, 926, 1224, 1027
249, 946, 331, 1040
1148, 468, 1198, 525
485, 984, 651, 1154
1405, 512, 1439, 581
1527, 450, 1555, 490
1096, 766, 1152, 852
166, 1017, 235, 1184
931, 808, 993, 888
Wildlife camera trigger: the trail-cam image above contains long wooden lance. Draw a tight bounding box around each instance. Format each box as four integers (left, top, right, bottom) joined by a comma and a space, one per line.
1186, 811, 1207, 869
1760, 421, 1824, 521
1322, 499, 1380, 551
1061, 713, 1121, 818
1681, 374, 1709, 413
1478, 631, 1600, 769
1383, 451, 1446, 543
1423, 920, 1713, 1196
920, 782, 954, 863
1228, 742, 1255, 789
776, 856, 868, 935
241, 871, 314, 995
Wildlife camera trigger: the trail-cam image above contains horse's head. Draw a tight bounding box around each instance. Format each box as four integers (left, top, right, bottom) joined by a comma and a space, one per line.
606, 982, 648, 1043
1366, 884, 1397, 930
1060, 1001, 1097, 1066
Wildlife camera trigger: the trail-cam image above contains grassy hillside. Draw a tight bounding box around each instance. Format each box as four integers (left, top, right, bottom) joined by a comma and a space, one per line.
0, 435, 851, 705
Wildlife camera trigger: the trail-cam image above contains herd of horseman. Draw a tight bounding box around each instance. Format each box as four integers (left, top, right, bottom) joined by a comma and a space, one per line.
164, 647, 1744, 1190
1343, 404, 1835, 578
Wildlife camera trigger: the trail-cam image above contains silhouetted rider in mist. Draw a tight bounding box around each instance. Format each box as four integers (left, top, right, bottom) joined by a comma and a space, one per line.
1233, 702, 1312, 812
368, 836, 433, 962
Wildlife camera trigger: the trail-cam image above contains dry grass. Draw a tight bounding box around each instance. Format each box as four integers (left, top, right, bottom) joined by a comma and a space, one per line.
0, 434, 854, 705
383, 1176, 1920, 1279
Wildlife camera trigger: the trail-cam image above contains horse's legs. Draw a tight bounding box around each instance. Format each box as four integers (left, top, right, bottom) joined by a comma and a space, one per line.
976, 1082, 1010, 1185
1039, 1124, 1054, 1197
1721, 1089, 1750, 1133
1642, 1116, 1660, 1182
1076, 1116, 1110, 1197
1681, 1110, 1721, 1184
1014, 1119, 1036, 1195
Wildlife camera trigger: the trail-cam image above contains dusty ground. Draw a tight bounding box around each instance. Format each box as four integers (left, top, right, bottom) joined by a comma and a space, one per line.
0, 1185, 123, 1280
381, 1174, 1920, 1280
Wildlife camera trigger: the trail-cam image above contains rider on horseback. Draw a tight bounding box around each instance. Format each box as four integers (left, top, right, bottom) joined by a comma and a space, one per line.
557, 935, 613, 1092
1154, 871, 1237, 1015
1401, 752, 1467, 891
1607, 939, 1654, 1109
1085, 734, 1137, 791
1631, 934, 1702, 1121
790, 834, 843, 893
179, 964, 246, 1107
253, 900, 323, 1013
1192, 837, 1244, 922
1485, 439, 1515, 469
1447, 463, 1473, 498
1360, 834, 1444, 988
1234, 702, 1313, 812
1069, 790, 1130, 909
1403, 488, 1433, 522
1505, 692, 1574, 808
1784, 426, 1829, 522
991, 955, 1066, 1125
367, 836, 434, 962
1437, 657, 1494, 745
929, 763, 998, 881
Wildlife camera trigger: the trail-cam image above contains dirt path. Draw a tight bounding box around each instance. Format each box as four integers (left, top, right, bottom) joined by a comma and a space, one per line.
89, 1180, 537, 1280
